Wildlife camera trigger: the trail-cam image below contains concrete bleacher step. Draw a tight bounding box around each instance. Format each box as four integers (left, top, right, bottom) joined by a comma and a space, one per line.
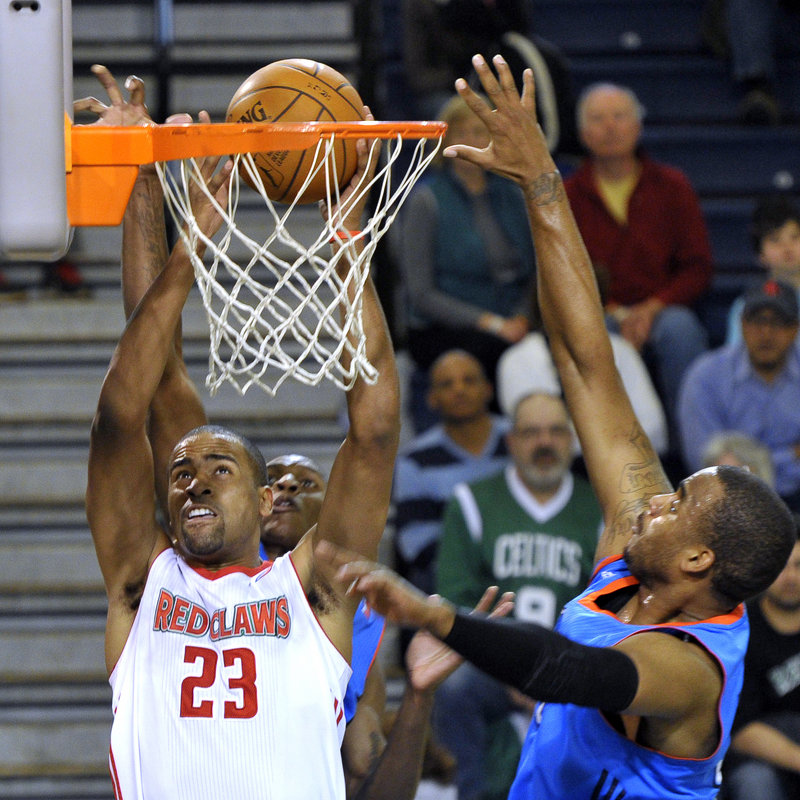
0, 530, 100, 592
0, 683, 110, 708
21, 173, 328, 292
0, 711, 110, 776
0, 526, 114, 786
0, 289, 348, 391
0, 774, 113, 800
1, 448, 93, 509
167, 0, 357, 71
71, 1, 357, 63
65, 197, 326, 268
0, 438, 343, 509
0, 592, 106, 617
0, 356, 346, 424
0, 437, 343, 509
0, 507, 89, 532
0, 618, 106, 684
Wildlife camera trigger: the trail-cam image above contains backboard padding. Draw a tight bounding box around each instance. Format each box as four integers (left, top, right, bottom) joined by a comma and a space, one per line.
0, 0, 72, 261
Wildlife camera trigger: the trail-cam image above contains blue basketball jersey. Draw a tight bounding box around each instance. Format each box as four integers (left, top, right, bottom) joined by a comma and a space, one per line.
343, 598, 385, 722
508, 556, 748, 800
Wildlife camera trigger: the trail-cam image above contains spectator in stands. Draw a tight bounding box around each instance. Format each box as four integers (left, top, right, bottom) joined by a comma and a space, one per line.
702, 430, 775, 487
398, 94, 535, 429
725, 0, 800, 125
565, 82, 712, 437
399, 0, 579, 160
721, 517, 800, 800
678, 278, 800, 511
496, 267, 669, 454
401, 0, 530, 119
726, 194, 800, 345
434, 391, 602, 800
393, 349, 510, 599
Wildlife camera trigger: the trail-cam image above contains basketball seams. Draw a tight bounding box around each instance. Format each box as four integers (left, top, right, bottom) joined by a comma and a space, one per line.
226, 58, 363, 204
232, 85, 360, 116
273, 105, 342, 204
260, 99, 350, 204
282, 65, 363, 118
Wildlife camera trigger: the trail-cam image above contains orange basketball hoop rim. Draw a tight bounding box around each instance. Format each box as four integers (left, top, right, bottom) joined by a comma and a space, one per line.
64, 117, 447, 226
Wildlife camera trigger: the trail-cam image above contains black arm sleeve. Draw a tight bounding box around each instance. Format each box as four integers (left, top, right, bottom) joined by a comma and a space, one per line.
442, 611, 639, 712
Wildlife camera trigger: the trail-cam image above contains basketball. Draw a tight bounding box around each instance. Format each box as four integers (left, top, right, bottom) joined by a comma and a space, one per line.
225, 59, 365, 204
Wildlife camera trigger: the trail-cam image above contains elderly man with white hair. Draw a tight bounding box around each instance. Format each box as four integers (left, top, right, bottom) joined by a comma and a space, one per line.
564, 82, 712, 438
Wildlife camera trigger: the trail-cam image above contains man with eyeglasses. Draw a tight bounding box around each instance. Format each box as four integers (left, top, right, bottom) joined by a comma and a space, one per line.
678, 278, 800, 512
433, 391, 602, 800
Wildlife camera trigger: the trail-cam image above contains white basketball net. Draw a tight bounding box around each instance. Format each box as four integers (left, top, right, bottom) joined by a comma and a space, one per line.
155, 132, 442, 396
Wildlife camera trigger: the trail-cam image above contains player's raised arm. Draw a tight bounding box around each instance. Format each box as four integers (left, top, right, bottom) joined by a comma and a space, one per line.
313, 127, 401, 563
78, 66, 209, 517
123, 161, 209, 514
86, 152, 231, 673
444, 56, 671, 563
120, 122, 213, 512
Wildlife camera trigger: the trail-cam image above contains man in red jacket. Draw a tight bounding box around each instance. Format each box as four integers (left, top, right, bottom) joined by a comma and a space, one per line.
564, 82, 712, 443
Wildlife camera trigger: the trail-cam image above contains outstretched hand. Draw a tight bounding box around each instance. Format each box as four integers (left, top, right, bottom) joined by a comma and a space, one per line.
73, 64, 198, 182
73, 64, 155, 127
314, 540, 452, 633
74, 63, 197, 128
444, 55, 554, 191
406, 585, 514, 694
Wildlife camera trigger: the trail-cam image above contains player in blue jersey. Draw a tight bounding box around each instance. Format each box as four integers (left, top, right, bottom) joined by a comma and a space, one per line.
257, 453, 387, 787
319, 55, 797, 800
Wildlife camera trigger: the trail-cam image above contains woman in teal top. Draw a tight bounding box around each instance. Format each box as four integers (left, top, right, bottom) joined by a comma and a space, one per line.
398, 95, 536, 403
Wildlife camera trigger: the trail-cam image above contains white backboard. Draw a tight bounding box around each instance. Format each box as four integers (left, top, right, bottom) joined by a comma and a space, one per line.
0, 0, 72, 261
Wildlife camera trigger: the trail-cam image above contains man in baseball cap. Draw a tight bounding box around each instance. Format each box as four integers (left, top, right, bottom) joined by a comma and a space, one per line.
679, 277, 800, 510
742, 279, 800, 325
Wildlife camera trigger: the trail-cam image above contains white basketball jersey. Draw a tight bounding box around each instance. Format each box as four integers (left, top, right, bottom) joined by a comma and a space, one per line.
108, 548, 351, 800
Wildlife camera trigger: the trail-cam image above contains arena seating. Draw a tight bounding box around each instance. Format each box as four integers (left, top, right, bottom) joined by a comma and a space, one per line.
0, 2, 797, 796
379, 0, 799, 347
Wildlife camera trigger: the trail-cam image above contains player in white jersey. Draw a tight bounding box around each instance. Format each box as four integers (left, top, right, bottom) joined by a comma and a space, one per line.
81, 69, 400, 800
109, 549, 349, 799
83, 62, 447, 799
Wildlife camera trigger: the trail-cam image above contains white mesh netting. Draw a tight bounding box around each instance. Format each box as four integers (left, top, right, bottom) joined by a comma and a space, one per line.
155, 132, 442, 396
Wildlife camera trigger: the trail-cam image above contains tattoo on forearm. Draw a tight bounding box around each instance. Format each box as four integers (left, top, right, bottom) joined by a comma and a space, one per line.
607, 498, 645, 543
602, 424, 670, 551
628, 425, 650, 458
619, 458, 664, 496
129, 183, 168, 281
616, 423, 666, 495
367, 728, 383, 773
525, 172, 564, 206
